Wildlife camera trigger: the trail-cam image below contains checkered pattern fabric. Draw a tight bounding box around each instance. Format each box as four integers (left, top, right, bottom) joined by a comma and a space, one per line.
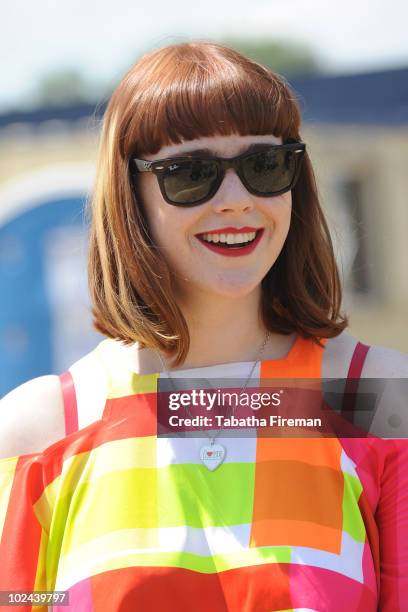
1, 336, 406, 611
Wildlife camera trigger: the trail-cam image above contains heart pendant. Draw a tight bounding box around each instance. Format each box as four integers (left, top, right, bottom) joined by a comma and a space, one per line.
199, 443, 226, 471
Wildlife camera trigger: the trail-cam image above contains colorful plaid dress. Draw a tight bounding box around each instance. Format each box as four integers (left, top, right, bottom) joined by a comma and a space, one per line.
0, 335, 407, 611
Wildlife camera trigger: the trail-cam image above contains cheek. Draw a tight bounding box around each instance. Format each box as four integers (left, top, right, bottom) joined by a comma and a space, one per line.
266, 193, 292, 229
135, 176, 195, 250
281, 193, 292, 226
278, 191, 292, 212
136, 175, 170, 241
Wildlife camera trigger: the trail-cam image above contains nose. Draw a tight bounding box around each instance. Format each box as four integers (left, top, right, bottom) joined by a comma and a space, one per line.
209, 168, 255, 213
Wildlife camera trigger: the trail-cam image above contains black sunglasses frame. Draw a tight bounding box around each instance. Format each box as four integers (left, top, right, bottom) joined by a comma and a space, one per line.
132, 140, 306, 207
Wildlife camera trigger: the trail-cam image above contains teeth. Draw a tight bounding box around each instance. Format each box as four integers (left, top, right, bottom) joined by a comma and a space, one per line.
201, 231, 257, 244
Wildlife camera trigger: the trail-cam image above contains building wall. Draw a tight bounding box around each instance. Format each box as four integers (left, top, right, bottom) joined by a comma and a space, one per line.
303, 125, 408, 351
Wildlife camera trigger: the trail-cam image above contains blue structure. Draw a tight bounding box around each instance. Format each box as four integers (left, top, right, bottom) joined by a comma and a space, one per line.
0, 195, 99, 397
290, 66, 408, 126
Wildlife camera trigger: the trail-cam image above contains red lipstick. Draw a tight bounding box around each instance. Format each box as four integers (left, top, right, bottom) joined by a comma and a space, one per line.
195, 228, 264, 257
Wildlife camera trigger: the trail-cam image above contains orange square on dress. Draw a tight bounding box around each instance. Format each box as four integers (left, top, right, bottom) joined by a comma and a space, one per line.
256, 437, 343, 470
250, 459, 344, 553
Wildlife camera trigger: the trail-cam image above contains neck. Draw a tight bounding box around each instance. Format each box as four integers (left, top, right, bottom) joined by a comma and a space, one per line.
176, 302, 266, 369
136, 286, 296, 374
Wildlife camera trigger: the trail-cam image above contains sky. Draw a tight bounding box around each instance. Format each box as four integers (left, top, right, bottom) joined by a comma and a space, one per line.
1, 0, 408, 112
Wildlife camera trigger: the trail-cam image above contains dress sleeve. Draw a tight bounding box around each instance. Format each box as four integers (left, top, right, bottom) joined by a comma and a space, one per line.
0, 453, 50, 608
376, 439, 408, 609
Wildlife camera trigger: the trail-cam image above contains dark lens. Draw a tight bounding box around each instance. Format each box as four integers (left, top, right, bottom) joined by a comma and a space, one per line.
162, 160, 218, 204
241, 148, 297, 194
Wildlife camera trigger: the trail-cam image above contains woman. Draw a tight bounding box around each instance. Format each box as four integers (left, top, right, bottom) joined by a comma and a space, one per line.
0, 41, 407, 611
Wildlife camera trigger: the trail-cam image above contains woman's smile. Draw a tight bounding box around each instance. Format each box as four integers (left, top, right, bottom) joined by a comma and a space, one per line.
194, 227, 265, 257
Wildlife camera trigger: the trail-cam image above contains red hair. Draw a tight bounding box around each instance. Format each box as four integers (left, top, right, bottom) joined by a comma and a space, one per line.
87, 41, 348, 367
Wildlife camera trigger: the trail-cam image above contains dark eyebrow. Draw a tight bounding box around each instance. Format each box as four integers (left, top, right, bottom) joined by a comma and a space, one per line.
164, 142, 279, 160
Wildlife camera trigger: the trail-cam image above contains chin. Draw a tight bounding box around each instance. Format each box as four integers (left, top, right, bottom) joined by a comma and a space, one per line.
198, 278, 262, 298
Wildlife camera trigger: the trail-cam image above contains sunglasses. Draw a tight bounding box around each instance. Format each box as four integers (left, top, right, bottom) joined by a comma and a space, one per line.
132, 140, 306, 207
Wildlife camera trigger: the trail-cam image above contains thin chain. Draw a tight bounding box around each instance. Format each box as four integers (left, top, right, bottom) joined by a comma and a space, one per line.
156, 330, 271, 444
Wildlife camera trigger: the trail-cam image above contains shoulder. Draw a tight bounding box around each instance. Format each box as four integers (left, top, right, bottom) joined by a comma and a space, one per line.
322, 332, 408, 438
0, 340, 111, 460
323, 331, 408, 378
360, 342, 408, 378
0, 375, 65, 459
69, 341, 110, 428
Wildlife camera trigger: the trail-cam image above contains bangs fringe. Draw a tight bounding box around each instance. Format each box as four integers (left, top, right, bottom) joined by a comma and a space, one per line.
115, 42, 302, 157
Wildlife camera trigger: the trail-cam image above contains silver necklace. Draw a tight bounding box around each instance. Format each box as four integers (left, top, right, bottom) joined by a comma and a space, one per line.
155, 330, 271, 471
